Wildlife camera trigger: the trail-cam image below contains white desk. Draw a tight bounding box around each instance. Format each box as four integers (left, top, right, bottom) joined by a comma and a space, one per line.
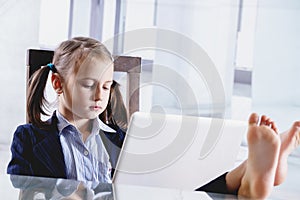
2, 171, 300, 200
113, 184, 237, 200
2, 145, 300, 199
0, 173, 236, 200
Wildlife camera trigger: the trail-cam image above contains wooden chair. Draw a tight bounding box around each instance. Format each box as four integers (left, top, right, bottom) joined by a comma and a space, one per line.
26, 49, 141, 119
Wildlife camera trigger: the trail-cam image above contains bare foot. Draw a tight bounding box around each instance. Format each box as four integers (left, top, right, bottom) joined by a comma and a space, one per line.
274, 121, 300, 185
238, 113, 280, 199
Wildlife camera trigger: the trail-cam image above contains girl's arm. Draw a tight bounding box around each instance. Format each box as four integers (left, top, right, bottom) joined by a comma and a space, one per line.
7, 125, 34, 176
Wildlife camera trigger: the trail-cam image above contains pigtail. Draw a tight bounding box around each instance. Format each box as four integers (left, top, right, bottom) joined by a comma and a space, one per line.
110, 81, 128, 131
27, 66, 52, 128
100, 81, 128, 131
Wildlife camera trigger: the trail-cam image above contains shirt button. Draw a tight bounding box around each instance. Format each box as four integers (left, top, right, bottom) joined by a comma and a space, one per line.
84, 150, 89, 156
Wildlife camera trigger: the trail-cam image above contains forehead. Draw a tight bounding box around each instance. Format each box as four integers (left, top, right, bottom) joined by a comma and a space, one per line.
76, 56, 114, 80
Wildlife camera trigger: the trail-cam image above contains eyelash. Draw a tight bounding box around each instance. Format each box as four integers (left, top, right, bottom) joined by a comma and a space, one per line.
82, 84, 95, 89
82, 84, 111, 90
103, 86, 110, 90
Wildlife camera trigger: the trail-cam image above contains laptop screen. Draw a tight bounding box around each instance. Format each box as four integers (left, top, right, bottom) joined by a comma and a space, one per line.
113, 112, 246, 190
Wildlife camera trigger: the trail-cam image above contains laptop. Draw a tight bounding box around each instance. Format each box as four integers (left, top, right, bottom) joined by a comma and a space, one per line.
112, 112, 247, 191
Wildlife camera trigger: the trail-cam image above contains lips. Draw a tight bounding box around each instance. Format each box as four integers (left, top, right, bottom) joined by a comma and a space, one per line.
90, 105, 102, 111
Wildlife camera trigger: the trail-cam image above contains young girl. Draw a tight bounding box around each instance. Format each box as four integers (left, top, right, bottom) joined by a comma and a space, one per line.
7, 37, 123, 184
7, 36, 300, 199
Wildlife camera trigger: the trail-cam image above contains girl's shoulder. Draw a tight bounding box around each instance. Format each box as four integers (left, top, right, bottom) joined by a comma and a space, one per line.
12, 124, 42, 146
14, 113, 59, 134
14, 123, 38, 135
103, 124, 126, 148
14, 123, 50, 133
13, 120, 58, 142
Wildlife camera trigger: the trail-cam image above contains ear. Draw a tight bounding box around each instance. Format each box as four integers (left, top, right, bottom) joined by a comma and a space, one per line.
51, 73, 63, 94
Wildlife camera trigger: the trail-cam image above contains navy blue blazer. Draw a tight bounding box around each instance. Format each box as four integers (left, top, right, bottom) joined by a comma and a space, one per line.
7, 114, 67, 178
7, 113, 126, 179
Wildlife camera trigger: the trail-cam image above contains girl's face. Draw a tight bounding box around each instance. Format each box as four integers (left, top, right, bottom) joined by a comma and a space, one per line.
59, 57, 113, 122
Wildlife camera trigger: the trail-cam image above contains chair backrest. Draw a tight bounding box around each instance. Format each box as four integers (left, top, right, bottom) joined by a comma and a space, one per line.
26, 49, 141, 120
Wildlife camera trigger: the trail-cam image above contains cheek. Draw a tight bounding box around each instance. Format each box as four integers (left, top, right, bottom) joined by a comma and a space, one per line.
103, 91, 111, 102
101, 91, 111, 105
72, 88, 93, 104
74, 90, 87, 99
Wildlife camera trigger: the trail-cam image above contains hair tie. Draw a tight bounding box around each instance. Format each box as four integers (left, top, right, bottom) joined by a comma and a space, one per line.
47, 63, 57, 73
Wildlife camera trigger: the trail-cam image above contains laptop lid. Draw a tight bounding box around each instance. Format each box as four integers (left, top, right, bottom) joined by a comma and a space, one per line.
113, 112, 246, 190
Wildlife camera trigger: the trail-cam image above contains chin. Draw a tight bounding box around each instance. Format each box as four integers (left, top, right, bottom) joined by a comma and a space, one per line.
89, 112, 102, 119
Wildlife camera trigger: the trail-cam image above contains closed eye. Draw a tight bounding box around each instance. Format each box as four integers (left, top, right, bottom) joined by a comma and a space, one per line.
83, 84, 95, 89
80, 81, 96, 89
103, 84, 111, 90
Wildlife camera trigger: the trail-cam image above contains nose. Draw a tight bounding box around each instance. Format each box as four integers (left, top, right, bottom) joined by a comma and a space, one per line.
94, 84, 102, 101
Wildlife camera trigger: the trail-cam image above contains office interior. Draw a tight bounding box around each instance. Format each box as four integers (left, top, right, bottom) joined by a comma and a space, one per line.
0, 0, 300, 199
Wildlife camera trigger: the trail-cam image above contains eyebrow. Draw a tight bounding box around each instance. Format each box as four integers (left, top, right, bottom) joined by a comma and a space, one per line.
79, 78, 113, 84
104, 80, 113, 84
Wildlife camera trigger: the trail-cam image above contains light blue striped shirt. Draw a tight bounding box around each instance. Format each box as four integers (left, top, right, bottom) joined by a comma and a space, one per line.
56, 111, 115, 186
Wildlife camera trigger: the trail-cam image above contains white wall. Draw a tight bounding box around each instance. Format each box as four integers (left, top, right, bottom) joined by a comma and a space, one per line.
252, 0, 300, 106
0, 0, 41, 144
252, 0, 300, 130
152, 0, 240, 117
71, 0, 91, 38
39, 0, 70, 47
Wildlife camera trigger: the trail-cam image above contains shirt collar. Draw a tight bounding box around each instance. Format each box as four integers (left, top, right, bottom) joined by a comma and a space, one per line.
96, 117, 116, 133
56, 111, 116, 134
56, 111, 71, 134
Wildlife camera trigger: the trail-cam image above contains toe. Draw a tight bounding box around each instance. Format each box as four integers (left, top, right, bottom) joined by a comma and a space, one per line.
260, 115, 268, 126
249, 113, 259, 126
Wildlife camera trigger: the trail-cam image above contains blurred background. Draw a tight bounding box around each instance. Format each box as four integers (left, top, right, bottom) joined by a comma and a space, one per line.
0, 0, 300, 196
